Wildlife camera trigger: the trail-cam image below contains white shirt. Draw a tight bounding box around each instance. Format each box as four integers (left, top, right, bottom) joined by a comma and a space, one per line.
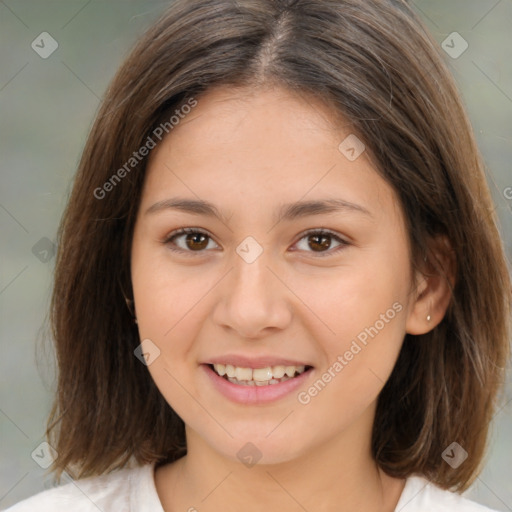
2, 462, 502, 511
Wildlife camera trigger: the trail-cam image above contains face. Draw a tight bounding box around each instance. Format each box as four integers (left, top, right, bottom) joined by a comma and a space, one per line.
131, 86, 421, 465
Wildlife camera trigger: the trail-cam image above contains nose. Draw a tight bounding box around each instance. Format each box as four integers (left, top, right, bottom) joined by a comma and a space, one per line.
212, 249, 293, 339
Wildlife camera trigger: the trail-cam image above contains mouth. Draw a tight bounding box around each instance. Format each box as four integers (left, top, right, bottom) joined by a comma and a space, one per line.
208, 363, 313, 386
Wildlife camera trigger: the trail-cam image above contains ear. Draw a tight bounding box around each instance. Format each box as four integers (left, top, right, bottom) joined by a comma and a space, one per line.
405, 236, 456, 335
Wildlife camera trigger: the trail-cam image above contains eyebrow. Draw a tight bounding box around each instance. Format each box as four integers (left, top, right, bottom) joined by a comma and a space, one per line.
144, 197, 372, 224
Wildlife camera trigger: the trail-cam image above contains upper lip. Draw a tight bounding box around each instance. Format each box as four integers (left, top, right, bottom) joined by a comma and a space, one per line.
205, 355, 313, 369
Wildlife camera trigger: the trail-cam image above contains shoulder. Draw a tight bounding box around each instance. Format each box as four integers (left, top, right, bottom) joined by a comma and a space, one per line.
2, 463, 160, 512
395, 475, 503, 512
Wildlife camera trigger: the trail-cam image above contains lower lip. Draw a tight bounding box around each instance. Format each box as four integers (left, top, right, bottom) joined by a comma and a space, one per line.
201, 364, 313, 405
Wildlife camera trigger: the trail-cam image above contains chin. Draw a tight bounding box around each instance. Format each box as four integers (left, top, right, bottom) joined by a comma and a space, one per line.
203, 428, 309, 466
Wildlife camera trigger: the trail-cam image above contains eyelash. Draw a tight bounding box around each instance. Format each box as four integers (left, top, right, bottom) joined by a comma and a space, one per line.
162, 227, 350, 258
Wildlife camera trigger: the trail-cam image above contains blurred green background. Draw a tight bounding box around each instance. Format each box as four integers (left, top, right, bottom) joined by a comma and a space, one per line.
1, 0, 511, 509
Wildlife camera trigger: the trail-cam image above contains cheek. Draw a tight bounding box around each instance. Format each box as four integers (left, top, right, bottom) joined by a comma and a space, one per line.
131, 255, 208, 422
130, 246, 212, 399
296, 256, 409, 401
295, 290, 406, 431
131, 244, 213, 338
296, 256, 408, 347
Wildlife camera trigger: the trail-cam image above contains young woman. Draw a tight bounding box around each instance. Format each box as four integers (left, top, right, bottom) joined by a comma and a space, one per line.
5, 0, 510, 511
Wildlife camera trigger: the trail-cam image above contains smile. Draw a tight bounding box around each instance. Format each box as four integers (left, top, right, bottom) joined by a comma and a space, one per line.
202, 362, 314, 404
210, 363, 310, 386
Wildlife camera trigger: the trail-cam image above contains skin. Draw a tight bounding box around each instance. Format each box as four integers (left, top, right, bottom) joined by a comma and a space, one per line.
130, 85, 451, 512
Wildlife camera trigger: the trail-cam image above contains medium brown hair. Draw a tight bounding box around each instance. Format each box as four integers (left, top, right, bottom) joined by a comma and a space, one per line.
46, 0, 511, 491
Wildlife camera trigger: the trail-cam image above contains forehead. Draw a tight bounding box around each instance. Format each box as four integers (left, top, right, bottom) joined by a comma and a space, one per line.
141, 85, 401, 228
165, 85, 345, 150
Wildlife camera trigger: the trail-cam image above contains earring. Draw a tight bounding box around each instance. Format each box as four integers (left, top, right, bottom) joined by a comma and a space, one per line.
426, 314, 431, 322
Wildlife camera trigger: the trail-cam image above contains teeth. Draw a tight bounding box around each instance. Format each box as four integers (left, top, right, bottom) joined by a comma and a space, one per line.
212, 363, 308, 384
253, 367, 273, 382
235, 367, 252, 381
285, 366, 296, 377
215, 363, 226, 376
272, 365, 286, 378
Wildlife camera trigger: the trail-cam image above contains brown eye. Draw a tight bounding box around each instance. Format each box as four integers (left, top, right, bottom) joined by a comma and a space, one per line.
164, 228, 218, 253
307, 233, 332, 252
164, 228, 348, 257
183, 232, 209, 250
293, 229, 349, 256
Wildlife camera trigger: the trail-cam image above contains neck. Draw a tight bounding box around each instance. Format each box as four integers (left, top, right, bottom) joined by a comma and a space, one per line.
155, 405, 405, 512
